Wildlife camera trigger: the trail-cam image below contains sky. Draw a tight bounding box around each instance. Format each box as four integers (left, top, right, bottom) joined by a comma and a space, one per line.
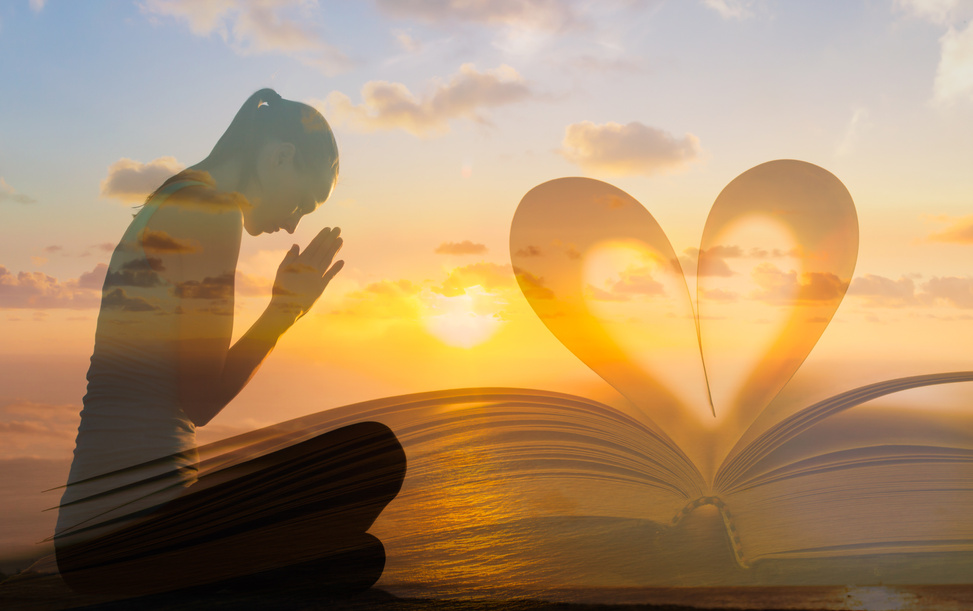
1, 0, 973, 470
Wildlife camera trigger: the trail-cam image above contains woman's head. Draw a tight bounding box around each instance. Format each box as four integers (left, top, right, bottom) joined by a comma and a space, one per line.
197, 88, 339, 236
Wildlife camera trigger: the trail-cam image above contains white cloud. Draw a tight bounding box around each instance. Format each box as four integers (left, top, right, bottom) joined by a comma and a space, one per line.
894, 0, 958, 25
559, 120, 700, 176
323, 64, 533, 136
0, 264, 104, 310
0, 177, 36, 204
895, 0, 973, 106
394, 30, 422, 53
99, 156, 185, 203
702, 0, 753, 20
836, 107, 870, 156
140, 0, 352, 75
373, 0, 578, 31
934, 21, 973, 105
29, 0, 46, 12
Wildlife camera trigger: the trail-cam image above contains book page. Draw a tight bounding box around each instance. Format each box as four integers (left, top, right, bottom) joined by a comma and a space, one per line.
718, 371, 973, 489
717, 392, 973, 573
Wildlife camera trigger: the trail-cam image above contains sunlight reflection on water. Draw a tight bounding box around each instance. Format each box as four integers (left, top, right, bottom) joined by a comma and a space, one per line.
841, 586, 919, 610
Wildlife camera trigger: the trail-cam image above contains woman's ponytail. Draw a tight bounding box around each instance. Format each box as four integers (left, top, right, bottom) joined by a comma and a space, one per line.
201, 89, 282, 186
144, 88, 337, 204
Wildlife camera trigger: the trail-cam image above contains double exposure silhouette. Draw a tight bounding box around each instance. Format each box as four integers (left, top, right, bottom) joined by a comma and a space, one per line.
54, 89, 406, 595
51, 109, 973, 598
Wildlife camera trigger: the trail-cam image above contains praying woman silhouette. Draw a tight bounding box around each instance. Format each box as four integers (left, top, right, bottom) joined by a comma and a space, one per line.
53, 89, 406, 597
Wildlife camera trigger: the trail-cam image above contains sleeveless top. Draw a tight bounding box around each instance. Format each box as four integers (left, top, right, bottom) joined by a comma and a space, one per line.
56, 180, 211, 546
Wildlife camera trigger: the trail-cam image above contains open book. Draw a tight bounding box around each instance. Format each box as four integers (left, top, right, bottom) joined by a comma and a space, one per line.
487, 159, 973, 586
52, 161, 973, 591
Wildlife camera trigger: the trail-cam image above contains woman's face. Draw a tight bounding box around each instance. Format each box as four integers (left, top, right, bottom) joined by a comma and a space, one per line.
242, 142, 336, 236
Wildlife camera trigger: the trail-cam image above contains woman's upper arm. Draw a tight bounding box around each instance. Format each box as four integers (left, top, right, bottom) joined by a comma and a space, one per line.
143, 196, 243, 423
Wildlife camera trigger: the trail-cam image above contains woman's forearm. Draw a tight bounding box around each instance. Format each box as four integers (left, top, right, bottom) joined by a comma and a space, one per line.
179, 230, 342, 426
183, 304, 297, 426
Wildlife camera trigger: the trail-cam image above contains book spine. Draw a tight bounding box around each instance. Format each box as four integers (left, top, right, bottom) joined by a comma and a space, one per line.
671, 496, 748, 568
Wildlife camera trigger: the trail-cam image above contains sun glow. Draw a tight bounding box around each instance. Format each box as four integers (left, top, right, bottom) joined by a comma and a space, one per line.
421, 285, 504, 349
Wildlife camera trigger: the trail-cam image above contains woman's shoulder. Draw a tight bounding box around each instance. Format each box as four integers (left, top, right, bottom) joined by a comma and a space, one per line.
149, 169, 247, 215
129, 171, 244, 273
144, 171, 244, 238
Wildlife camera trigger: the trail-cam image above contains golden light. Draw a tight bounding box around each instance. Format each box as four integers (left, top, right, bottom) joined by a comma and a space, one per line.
840, 586, 919, 610
421, 285, 504, 349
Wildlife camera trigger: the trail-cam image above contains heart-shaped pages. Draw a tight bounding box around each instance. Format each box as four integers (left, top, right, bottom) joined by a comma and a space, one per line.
510, 160, 858, 450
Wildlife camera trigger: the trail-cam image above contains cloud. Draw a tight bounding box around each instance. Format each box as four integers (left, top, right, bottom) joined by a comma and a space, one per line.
29, 0, 46, 12
140, 229, 201, 254
235, 271, 274, 297
934, 21, 973, 105
100, 157, 184, 203
514, 245, 543, 258
512, 267, 555, 300
421, 284, 505, 348
680, 245, 743, 277
0, 177, 36, 204
894, 0, 958, 25
103, 288, 160, 312
585, 262, 666, 302
702, 0, 754, 20
78, 263, 109, 290
895, 1, 973, 105
105, 258, 166, 288
608, 265, 665, 297
172, 273, 234, 300
927, 214, 973, 243
848, 274, 919, 307
394, 30, 423, 53
373, 0, 578, 31
559, 120, 700, 176
323, 63, 533, 136
748, 247, 798, 259
922, 276, 973, 308
334, 279, 424, 320
0, 265, 103, 309
0, 400, 80, 459
435, 240, 488, 255
432, 262, 513, 297
836, 107, 870, 156
569, 55, 644, 74
750, 263, 848, 305
847, 272, 973, 309
80, 242, 116, 257
141, 0, 352, 74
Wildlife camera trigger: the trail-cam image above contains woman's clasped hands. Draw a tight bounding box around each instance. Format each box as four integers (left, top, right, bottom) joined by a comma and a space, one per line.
271, 226, 344, 322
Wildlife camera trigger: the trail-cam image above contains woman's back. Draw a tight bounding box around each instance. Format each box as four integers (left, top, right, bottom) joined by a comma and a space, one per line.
56, 180, 213, 546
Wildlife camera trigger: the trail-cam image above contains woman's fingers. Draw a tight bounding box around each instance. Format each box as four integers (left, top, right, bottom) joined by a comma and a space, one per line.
302, 227, 340, 267
323, 259, 344, 285
300, 229, 342, 274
